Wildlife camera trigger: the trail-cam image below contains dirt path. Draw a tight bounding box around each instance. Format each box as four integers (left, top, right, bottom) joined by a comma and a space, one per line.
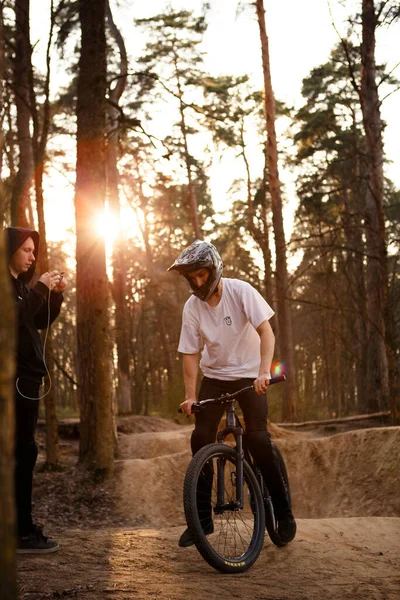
18, 418, 400, 599
18, 518, 400, 600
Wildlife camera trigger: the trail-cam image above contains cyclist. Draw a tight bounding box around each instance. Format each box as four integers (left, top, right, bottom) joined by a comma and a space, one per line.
168, 239, 296, 548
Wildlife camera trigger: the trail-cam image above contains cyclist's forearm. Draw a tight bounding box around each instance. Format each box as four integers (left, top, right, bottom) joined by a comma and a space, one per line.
182, 352, 199, 399
257, 320, 275, 376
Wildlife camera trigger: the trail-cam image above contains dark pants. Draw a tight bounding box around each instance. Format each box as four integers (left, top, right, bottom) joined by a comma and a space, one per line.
192, 377, 292, 521
14, 379, 40, 536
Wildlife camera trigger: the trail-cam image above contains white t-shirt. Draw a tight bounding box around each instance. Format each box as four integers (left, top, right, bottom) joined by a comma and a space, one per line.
178, 278, 274, 381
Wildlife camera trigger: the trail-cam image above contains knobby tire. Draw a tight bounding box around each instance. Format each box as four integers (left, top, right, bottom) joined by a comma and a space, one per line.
264, 441, 293, 548
183, 443, 265, 573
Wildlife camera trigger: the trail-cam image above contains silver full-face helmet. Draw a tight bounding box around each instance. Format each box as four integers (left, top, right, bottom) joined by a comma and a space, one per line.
168, 240, 223, 301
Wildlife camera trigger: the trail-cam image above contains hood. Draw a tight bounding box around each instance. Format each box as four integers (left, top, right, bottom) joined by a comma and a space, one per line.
5, 227, 40, 284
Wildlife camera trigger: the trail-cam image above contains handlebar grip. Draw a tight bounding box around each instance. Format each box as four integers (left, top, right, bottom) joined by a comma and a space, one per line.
177, 403, 202, 414
269, 374, 286, 385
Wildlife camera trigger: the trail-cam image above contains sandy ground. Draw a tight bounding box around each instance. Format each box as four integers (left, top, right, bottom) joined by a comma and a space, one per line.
17, 417, 400, 600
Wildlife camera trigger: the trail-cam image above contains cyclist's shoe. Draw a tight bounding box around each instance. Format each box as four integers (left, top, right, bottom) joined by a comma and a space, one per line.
178, 528, 194, 548
277, 514, 296, 544
178, 521, 214, 548
17, 524, 59, 554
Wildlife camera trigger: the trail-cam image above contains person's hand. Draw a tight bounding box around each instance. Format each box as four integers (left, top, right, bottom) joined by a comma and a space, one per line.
39, 271, 61, 290
253, 373, 270, 395
51, 271, 67, 294
180, 398, 196, 416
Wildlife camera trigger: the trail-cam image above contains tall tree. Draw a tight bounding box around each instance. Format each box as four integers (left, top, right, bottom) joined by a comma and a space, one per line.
292, 43, 370, 412
290, 33, 399, 419
135, 9, 209, 240
105, 0, 131, 414
358, 0, 395, 415
255, 0, 296, 421
11, 0, 34, 226
122, 149, 197, 414
0, 228, 17, 600
75, 0, 114, 471
30, 0, 60, 468
202, 76, 275, 304
0, 4, 5, 214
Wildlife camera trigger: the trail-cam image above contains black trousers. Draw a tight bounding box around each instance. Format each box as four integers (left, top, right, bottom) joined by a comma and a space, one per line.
191, 377, 292, 521
14, 379, 40, 536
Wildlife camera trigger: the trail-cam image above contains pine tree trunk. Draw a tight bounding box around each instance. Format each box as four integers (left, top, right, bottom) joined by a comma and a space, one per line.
0, 230, 17, 599
33, 5, 59, 465
0, 7, 5, 194
255, 0, 296, 421
105, 0, 131, 414
342, 184, 368, 412
240, 120, 274, 314
75, 0, 114, 471
261, 153, 280, 351
359, 0, 391, 413
11, 0, 33, 227
157, 305, 177, 412
175, 60, 201, 240
304, 352, 313, 419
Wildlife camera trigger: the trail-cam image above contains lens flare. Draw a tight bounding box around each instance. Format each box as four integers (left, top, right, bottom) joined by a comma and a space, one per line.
271, 362, 286, 377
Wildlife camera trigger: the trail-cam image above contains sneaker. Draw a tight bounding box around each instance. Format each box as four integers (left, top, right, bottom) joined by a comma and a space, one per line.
178, 521, 214, 548
277, 515, 296, 544
17, 524, 59, 554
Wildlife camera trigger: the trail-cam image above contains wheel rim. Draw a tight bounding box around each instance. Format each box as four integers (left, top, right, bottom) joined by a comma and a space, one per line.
194, 452, 263, 562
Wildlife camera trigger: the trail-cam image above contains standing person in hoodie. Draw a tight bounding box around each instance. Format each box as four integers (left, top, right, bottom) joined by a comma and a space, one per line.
5, 227, 67, 553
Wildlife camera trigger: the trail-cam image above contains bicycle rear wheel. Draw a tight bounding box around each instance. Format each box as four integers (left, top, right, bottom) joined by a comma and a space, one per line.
264, 441, 293, 547
183, 443, 265, 573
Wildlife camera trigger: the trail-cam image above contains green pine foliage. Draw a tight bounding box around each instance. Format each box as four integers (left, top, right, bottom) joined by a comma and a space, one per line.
289, 42, 400, 419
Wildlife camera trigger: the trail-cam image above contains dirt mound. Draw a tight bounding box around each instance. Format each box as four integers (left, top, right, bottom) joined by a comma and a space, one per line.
281, 426, 400, 518
116, 419, 295, 461
114, 426, 400, 527
116, 451, 190, 528
115, 423, 296, 525
268, 420, 297, 438
118, 429, 192, 459
117, 414, 182, 434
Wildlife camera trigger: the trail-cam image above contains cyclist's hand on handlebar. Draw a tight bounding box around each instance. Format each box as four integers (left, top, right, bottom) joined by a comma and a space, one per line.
254, 373, 271, 395
179, 398, 196, 416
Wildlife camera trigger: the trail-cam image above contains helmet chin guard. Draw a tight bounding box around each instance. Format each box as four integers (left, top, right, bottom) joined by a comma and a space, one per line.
168, 240, 223, 301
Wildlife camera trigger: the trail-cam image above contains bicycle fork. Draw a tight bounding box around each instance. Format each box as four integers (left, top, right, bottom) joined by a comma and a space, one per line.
215, 402, 244, 512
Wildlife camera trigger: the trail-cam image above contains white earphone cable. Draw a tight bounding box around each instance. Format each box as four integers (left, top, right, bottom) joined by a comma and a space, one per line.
16, 284, 53, 401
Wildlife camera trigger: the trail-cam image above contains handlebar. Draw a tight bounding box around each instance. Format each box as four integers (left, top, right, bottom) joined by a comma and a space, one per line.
178, 374, 286, 414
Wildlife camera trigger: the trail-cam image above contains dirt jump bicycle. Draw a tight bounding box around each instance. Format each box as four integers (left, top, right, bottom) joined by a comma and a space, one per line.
180, 375, 293, 573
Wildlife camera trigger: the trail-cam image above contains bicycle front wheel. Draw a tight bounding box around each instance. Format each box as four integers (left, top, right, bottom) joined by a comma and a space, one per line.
183, 443, 265, 573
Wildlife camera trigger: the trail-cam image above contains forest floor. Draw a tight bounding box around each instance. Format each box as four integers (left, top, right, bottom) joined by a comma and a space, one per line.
17, 414, 400, 600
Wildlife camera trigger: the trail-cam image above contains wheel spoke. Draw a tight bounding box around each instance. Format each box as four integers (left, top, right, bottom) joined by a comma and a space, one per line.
184, 444, 265, 572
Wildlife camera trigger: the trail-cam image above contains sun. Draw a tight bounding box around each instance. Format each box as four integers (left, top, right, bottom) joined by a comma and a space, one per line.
95, 205, 121, 247
94, 201, 144, 258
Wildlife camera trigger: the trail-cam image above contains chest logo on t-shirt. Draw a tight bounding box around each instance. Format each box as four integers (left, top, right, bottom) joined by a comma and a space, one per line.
224, 316, 232, 326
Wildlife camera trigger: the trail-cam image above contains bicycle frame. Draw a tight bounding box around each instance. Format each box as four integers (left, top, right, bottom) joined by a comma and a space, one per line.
200, 375, 286, 517
181, 375, 286, 516
216, 400, 245, 509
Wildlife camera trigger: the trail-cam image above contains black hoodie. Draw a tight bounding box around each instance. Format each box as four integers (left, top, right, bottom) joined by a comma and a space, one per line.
5, 227, 63, 383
